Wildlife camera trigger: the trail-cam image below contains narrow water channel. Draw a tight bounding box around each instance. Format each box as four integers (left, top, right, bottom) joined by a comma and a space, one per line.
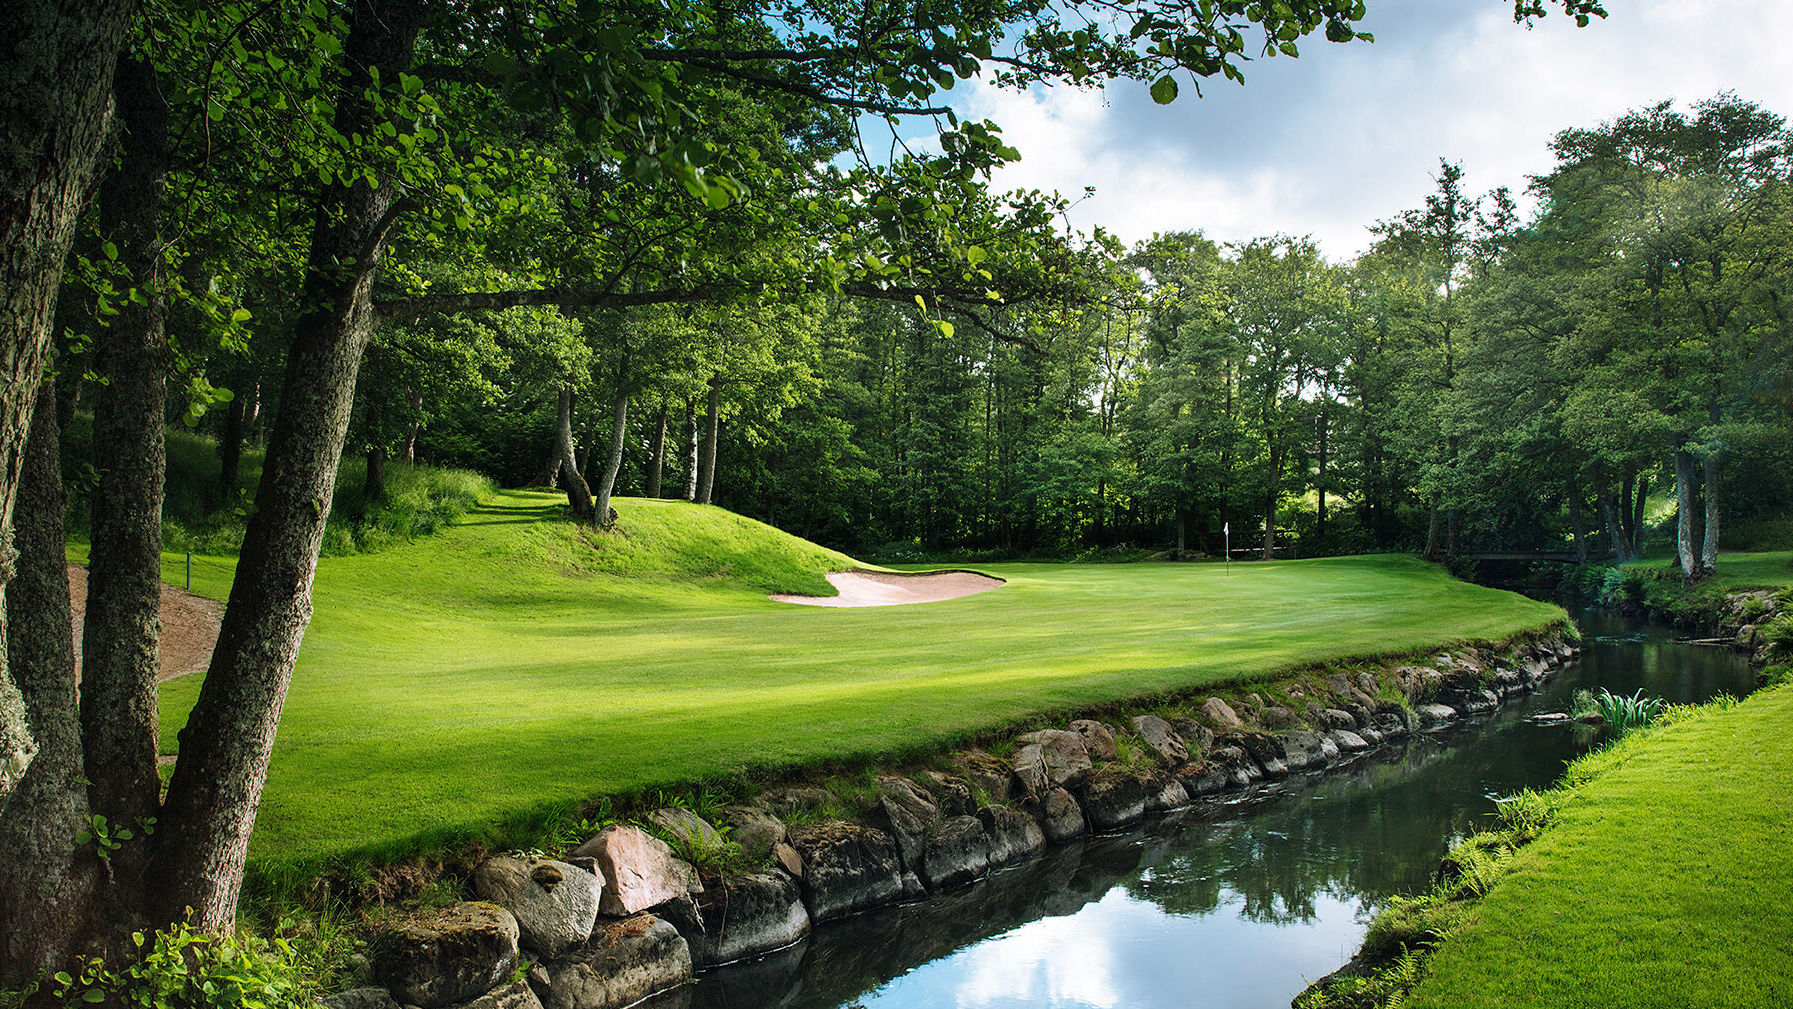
650, 610, 1755, 1009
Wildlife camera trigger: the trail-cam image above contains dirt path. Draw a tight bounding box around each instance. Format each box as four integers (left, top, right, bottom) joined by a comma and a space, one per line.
770, 570, 1005, 608
68, 563, 223, 681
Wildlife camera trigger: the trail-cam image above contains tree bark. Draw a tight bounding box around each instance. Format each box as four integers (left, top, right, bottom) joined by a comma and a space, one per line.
1674, 448, 1699, 579
365, 393, 386, 502
1630, 475, 1648, 559
592, 357, 630, 528
401, 389, 422, 463
220, 387, 248, 501
0, 385, 101, 980
147, 0, 426, 931
555, 384, 597, 524
1600, 488, 1630, 563
0, 1, 138, 798
77, 55, 172, 888
1423, 499, 1442, 561
696, 375, 721, 506
1568, 481, 1587, 563
683, 400, 699, 501
644, 402, 667, 499
1701, 448, 1720, 575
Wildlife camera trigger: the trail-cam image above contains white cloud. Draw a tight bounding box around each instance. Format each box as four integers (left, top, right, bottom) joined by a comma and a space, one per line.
951, 0, 1793, 258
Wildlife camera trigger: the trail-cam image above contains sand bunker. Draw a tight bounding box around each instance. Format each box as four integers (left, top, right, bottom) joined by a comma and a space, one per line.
68, 563, 222, 681
771, 570, 1004, 608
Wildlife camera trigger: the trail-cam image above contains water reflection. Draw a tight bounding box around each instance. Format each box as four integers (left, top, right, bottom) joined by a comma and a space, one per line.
649, 610, 1753, 1009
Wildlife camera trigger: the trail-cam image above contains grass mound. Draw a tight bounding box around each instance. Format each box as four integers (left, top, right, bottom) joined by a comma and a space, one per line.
150, 491, 1564, 876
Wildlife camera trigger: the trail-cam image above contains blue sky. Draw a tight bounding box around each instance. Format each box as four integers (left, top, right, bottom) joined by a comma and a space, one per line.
938, 0, 1793, 258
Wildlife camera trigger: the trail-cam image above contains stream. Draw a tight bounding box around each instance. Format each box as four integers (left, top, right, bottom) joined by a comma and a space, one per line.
646, 609, 1755, 1009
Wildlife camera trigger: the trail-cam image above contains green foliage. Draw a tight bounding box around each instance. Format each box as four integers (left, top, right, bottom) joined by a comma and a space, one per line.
1758, 615, 1793, 662
51, 918, 324, 1009
1586, 688, 1667, 737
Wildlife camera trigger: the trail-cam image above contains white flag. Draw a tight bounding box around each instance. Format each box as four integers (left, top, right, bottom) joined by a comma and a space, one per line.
1224, 521, 1229, 535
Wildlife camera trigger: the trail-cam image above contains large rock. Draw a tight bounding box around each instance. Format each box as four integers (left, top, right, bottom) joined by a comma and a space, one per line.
1078, 770, 1152, 830
471, 856, 603, 960
1146, 774, 1190, 811
717, 805, 787, 862
1173, 762, 1229, 797
1229, 733, 1289, 778
1329, 729, 1370, 753
665, 871, 809, 966
1200, 697, 1244, 730
980, 805, 1046, 867
919, 815, 991, 889
1169, 717, 1214, 753
1277, 730, 1331, 771
573, 825, 700, 917
1320, 708, 1356, 730
1067, 720, 1119, 761
323, 989, 400, 1009
645, 808, 723, 851
449, 980, 541, 1009
1010, 744, 1050, 796
1259, 706, 1298, 729
870, 776, 940, 868
1130, 715, 1190, 766
1207, 746, 1262, 788
1015, 730, 1092, 789
954, 752, 1015, 805
1415, 702, 1458, 726
373, 902, 520, 1009
1021, 787, 1086, 844
755, 785, 836, 817
917, 771, 977, 817
531, 915, 692, 1009
787, 822, 904, 922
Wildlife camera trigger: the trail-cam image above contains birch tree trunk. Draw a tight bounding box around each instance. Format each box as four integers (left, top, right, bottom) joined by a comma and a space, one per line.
1700, 450, 1720, 575
1674, 448, 1699, 579
644, 402, 667, 499
592, 357, 630, 528
683, 401, 699, 501
696, 375, 721, 506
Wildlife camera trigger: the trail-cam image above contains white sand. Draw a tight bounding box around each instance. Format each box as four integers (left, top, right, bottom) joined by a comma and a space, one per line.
770, 570, 1004, 608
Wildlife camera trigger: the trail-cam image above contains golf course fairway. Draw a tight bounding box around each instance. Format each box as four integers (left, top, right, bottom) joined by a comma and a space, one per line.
142, 491, 1566, 868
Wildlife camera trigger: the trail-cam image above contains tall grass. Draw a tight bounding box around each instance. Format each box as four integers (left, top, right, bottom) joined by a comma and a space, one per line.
1572, 687, 1666, 737
62, 414, 493, 557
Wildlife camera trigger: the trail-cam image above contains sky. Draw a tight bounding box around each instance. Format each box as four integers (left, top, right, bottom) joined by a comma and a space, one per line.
937, 0, 1793, 259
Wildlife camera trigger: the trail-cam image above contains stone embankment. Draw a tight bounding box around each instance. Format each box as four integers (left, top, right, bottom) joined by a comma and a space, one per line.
329, 630, 1580, 1009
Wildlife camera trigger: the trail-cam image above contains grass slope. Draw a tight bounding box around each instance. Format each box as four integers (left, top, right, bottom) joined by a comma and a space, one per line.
1408, 685, 1793, 1009
150, 490, 1563, 868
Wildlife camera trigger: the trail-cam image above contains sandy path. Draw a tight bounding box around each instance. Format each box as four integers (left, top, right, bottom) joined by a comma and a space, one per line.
68, 563, 223, 681
770, 570, 1004, 608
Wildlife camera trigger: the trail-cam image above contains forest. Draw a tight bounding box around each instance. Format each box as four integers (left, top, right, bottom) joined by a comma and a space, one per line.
1, 0, 1787, 1003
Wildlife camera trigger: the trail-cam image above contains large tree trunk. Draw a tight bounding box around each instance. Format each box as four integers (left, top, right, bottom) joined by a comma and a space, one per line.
1600, 485, 1632, 563
1423, 499, 1442, 561
77, 55, 172, 894
1701, 449, 1720, 575
1674, 448, 1700, 579
147, 0, 426, 931
1630, 475, 1648, 558
696, 375, 721, 506
555, 384, 597, 524
644, 402, 667, 499
683, 401, 699, 501
592, 358, 630, 528
0, 0, 138, 787
0, 386, 101, 980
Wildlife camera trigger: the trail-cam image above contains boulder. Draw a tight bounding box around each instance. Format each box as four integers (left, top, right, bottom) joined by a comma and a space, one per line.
787, 822, 904, 922
980, 805, 1046, 867
645, 808, 722, 852
1356, 672, 1379, 697
1169, 717, 1214, 753
1173, 762, 1229, 797
1146, 775, 1190, 812
448, 980, 541, 1009
1415, 703, 1457, 726
1229, 733, 1290, 779
1079, 770, 1152, 830
1317, 734, 1341, 762
531, 915, 691, 1009
1276, 730, 1331, 771
1020, 787, 1086, 844
1371, 713, 1409, 740
1356, 724, 1385, 745
755, 785, 836, 817
1343, 702, 1374, 728
1208, 746, 1261, 788
1010, 743, 1050, 796
953, 752, 1015, 805
919, 815, 991, 889
666, 871, 809, 966
917, 770, 977, 817
1321, 708, 1356, 730
1259, 706, 1298, 730
1068, 719, 1119, 761
870, 776, 940, 868
1200, 697, 1244, 730
1329, 729, 1370, 753
471, 856, 602, 960
573, 825, 700, 917
1130, 715, 1190, 766
772, 841, 804, 879
1015, 730, 1092, 789
323, 989, 401, 1009
373, 902, 519, 1009
717, 805, 787, 862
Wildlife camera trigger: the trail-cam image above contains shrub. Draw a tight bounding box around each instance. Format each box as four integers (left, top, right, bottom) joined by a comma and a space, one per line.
1758, 615, 1793, 662
52, 919, 326, 1009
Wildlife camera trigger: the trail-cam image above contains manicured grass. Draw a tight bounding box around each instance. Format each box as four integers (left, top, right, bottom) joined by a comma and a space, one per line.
1707, 550, 1793, 589
1408, 685, 1793, 1009
144, 491, 1563, 869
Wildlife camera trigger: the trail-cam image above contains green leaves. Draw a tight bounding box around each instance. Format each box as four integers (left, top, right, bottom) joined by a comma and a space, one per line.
1150, 75, 1179, 104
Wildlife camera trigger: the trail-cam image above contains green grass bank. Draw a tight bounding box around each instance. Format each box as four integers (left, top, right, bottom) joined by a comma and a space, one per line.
1405, 684, 1793, 1009
138, 490, 1564, 873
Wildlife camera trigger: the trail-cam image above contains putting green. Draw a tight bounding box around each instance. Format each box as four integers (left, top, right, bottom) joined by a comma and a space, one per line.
146, 491, 1564, 868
